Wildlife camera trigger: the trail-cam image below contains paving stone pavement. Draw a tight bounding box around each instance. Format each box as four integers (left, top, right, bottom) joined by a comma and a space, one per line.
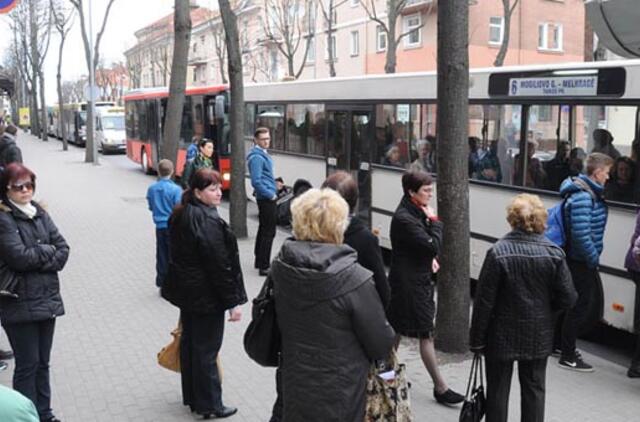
1, 132, 639, 421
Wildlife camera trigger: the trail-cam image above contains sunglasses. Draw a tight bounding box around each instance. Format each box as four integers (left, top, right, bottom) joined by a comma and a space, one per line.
9, 182, 34, 192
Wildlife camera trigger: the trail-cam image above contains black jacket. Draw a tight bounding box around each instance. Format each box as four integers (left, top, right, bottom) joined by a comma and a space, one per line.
0, 201, 69, 324
0, 134, 22, 168
271, 240, 395, 422
387, 196, 443, 335
470, 230, 577, 361
162, 200, 247, 313
344, 216, 390, 308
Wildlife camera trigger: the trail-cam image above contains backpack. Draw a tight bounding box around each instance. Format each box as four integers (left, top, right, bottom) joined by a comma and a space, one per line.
545, 198, 568, 247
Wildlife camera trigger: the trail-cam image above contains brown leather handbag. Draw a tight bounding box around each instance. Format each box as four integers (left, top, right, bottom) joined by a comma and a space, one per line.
157, 323, 182, 372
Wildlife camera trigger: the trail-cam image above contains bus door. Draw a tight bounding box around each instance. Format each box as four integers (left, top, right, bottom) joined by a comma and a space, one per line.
326, 106, 374, 226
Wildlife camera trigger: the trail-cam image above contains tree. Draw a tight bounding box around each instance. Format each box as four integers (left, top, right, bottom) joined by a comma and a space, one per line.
360, 0, 430, 73
70, 0, 117, 163
150, 45, 171, 86
127, 53, 142, 89
261, 0, 315, 80
318, 0, 345, 77
493, 0, 520, 67
211, 23, 228, 84
161, 0, 191, 165
52, 0, 74, 151
219, 0, 248, 238
434, 0, 470, 353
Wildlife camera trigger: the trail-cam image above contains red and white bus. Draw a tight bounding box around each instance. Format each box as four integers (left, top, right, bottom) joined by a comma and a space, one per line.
124, 85, 231, 189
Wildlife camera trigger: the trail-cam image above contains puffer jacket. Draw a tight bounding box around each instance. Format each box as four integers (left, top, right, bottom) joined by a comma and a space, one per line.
271, 240, 395, 422
624, 210, 640, 273
0, 201, 69, 324
247, 146, 276, 200
470, 230, 577, 361
162, 200, 247, 313
559, 174, 608, 268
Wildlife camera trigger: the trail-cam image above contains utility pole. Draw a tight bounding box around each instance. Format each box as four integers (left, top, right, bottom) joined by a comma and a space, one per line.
88, 0, 98, 165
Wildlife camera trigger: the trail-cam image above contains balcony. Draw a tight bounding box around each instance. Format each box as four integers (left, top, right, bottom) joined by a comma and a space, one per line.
401, 0, 435, 15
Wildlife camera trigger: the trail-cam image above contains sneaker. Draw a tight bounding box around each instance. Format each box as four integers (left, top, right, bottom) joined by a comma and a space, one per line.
0, 360, 7, 372
557, 351, 594, 372
433, 388, 464, 406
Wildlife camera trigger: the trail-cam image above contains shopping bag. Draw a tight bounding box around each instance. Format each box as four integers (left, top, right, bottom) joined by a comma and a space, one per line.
459, 353, 486, 422
365, 350, 413, 422
158, 324, 182, 372
243, 275, 281, 367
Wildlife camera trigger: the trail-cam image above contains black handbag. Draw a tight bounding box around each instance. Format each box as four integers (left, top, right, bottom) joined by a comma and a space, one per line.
243, 275, 281, 367
459, 353, 486, 422
0, 263, 19, 299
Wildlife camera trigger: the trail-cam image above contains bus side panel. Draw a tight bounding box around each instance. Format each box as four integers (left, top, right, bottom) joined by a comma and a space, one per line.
175, 149, 188, 177
601, 274, 636, 332
127, 139, 148, 164
218, 157, 231, 191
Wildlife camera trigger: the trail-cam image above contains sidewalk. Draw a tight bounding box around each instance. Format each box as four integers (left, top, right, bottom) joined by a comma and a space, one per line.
1, 132, 639, 421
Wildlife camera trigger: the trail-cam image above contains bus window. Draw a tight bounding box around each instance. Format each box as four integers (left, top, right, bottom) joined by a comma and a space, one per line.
194, 100, 204, 140
244, 104, 255, 138
375, 104, 412, 168
180, 97, 194, 146
256, 105, 285, 151
286, 104, 325, 156
137, 101, 148, 141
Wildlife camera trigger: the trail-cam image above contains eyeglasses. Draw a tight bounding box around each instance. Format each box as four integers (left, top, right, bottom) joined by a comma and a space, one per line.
257, 137, 271, 141
8, 182, 34, 192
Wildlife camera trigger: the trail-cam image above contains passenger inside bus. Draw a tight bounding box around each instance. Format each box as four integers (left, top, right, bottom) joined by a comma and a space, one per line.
513, 140, 546, 188
544, 141, 571, 192
468, 137, 485, 178
605, 156, 636, 203
592, 129, 621, 160
476, 140, 502, 183
569, 147, 587, 177
383, 145, 404, 168
410, 139, 436, 173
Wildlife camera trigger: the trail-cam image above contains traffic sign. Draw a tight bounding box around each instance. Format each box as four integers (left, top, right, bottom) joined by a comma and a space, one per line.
0, 0, 18, 14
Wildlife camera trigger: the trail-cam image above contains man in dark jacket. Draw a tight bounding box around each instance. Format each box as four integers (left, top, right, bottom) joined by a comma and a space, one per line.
0, 125, 23, 169
247, 127, 278, 276
470, 193, 577, 422
557, 152, 613, 372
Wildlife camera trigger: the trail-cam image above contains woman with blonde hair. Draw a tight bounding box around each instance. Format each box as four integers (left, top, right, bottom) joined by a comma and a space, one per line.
470, 194, 577, 422
271, 188, 395, 422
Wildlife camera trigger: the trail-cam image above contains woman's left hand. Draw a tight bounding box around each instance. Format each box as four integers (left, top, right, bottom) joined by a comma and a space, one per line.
432, 258, 440, 274
228, 306, 242, 322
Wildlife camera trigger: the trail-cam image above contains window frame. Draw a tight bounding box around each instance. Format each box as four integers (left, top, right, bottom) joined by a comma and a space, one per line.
376, 26, 387, 52
489, 16, 504, 45
538, 22, 564, 52
403, 13, 422, 48
307, 36, 316, 63
350, 30, 360, 57
325, 34, 338, 61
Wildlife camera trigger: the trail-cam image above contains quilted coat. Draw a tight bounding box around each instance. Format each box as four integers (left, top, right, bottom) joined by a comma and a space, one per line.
470, 230, 577, 360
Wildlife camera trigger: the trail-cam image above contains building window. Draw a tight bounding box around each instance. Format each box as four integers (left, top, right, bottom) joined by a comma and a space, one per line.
489, 16, 504, 45
193, 42, 197, 54
350, 31, 359, 56
403, 13, 421, 47
376, 26, 387, 52
350, 0, 358, 7
325, 35, 337, 60
324, 10, 337, 28
538, 22, 563, 51
307, 36, 316, 63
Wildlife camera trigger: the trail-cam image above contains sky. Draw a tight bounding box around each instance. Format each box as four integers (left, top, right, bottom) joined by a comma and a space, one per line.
0, 0, 219, 104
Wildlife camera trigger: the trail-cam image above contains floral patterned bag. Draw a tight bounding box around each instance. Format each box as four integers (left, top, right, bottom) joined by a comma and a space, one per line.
365, 350, 413, 422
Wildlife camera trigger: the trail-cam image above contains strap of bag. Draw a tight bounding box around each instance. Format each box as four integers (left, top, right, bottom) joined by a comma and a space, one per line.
464, 353, 478, 399
476, 353, 484, 389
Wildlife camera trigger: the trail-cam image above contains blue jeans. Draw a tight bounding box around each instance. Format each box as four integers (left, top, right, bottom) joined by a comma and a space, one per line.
156, 228, 170, 288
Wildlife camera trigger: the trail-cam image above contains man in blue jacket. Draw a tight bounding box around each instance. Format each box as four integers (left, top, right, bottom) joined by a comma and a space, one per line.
247, 127, 277, 276
557, 152, 613, 372
146, 159, 182, 288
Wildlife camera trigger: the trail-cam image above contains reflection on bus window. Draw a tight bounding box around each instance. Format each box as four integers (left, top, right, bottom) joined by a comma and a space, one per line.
574, 105, 635, 157
286, 104, 325, 156
244, 104, 255, 138
256, 105, 285, 151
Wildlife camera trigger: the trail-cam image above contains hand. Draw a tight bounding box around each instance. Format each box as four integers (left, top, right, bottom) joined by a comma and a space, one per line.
228, 306, 242, 322
424, 205, 436, 219
432, 258, 440, 274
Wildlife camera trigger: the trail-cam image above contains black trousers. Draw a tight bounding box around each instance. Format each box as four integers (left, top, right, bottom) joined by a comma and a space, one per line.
3, 318, 56, 421
485, 358, 547, 422
155, 228, 170, 288
255, 199, 277, 270
630, 271, 640, 366
270, 365, 283, 422
180, 311, 225, 413
560, 260, 597, 358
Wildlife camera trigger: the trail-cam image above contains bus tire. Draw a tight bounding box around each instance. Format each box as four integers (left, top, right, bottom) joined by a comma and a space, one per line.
141, 148, 151, 175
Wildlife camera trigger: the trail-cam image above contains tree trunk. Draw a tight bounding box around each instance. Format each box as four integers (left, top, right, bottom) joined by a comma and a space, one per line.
29, 0, 40, 137
162, 0, 192, 164
493, 0, 516, 67
434, 0, 470, 353
29, 89, 38, 136
39, 73, 47, 141
385, 12, 398, 74
57, 69, 67, 150
219, 0, 248, 238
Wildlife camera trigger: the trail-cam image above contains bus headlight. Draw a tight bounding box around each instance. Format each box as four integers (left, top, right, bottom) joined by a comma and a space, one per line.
222, 172, 231, 182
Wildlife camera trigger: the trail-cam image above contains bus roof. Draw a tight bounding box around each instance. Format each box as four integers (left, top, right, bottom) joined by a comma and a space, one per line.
124, 85, 228, 101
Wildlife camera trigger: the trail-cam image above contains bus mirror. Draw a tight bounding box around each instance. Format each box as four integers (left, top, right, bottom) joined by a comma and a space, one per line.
215, 95, 225, 119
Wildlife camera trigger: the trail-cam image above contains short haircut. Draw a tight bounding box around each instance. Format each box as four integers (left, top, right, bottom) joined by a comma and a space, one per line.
321, 171, 358, 213
199, 138, 213, 149
157, 159, 174, 177
5, 125, 17, 135
254, 127, 269, 140
586, 152, 614, 175
506, 194, 547, 234
0, 163, 36, 201
401, 170, 432, 197
275, 177, 284, 183
181, 168, 222, 205
292, 179, 312, 196
291, 188, 349, 245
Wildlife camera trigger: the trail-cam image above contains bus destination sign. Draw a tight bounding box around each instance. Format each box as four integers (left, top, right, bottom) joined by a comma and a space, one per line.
508, 76, 598, 97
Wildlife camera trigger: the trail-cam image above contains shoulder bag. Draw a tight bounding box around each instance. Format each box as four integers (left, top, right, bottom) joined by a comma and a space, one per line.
459, 353, 486, 422
243, 275, 281, 367
157, 322, 182, 373
365, 350, 413, 422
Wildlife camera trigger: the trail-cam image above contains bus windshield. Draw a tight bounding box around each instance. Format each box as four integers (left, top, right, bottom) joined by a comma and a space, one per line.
101, 115, 125, 130
79, 111, 87, 126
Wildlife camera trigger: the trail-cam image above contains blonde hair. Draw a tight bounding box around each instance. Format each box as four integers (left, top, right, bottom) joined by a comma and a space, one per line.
291, 188, 349, 244
506, 194, 547, 234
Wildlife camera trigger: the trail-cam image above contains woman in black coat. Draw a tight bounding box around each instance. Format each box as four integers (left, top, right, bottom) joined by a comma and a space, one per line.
272, 188, 395, 422
387, 171, 463, 405
470, 194, 577, 422
162, 168, 247, 420
0, 163, 70, 422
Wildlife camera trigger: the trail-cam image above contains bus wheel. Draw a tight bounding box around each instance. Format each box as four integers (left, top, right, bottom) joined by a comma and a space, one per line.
141, 148, 151, 175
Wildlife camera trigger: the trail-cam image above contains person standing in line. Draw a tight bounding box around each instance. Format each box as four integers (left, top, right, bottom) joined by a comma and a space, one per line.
271, 188, 395, 421
162, 168, 247, 419
0, 163, 70, 422
181, 138, 214, 189
470, 194, 577, 422
624, 210, 640, 378
146, 159, 182, 289
247, 127, 277, 276
387, 170, 464, 406
557, 152, 613, 372
0, 125, 23, 170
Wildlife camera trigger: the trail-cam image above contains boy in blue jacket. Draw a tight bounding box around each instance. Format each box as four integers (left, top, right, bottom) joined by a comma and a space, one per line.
557, 152, 613, 372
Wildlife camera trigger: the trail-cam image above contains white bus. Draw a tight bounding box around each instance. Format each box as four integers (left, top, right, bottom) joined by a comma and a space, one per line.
244, 60, 640, 334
